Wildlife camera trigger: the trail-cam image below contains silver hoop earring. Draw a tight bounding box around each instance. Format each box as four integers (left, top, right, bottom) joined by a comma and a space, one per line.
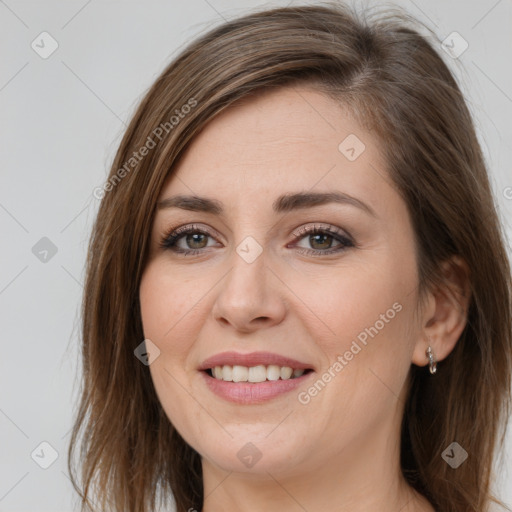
426, 346, 437, 374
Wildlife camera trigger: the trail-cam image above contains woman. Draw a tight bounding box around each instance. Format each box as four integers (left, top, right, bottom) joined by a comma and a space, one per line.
68, 2, 512, 511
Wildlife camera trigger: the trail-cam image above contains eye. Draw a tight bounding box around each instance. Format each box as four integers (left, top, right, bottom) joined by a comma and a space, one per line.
290, 223, 354, 256
158, 224, 219, 255
159, 222, 355, 257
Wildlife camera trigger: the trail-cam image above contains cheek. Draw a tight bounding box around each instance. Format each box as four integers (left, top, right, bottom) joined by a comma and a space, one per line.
300, 249, 418, 412
295, 253, 415, 351
306, 281, 416, 442
139, 263, 194, 385
139, 262, 205, 436
139, 261, 198, 344
139, 270, 169, 344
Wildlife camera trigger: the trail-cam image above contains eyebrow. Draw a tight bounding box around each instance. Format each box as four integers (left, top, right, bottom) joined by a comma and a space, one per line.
157, 191, 377, 217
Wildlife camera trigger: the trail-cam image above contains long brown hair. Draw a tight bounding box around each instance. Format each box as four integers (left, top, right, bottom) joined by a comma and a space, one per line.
68, 2, 512, 511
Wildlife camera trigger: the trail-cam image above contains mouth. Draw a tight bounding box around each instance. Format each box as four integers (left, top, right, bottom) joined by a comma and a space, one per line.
198, 352, 315, 404
204, 365, 314, 383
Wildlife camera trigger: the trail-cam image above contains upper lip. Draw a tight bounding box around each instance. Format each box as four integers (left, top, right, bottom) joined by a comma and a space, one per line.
199, 351, 314, 371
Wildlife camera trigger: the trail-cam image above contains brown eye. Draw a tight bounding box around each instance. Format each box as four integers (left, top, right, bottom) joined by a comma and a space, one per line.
184, 233, 209, 249
308, 232, 335, 250
291, 224, 354, 256
159, 224, 219, 255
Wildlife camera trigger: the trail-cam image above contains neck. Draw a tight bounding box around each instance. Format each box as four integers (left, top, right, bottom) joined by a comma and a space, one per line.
200, 413, 434, 512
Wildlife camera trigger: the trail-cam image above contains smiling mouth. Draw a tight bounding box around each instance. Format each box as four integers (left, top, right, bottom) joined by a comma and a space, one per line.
204, 364, 314, 383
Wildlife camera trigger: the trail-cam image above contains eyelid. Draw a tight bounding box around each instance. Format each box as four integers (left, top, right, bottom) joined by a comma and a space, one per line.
158, 223, 220, 250
162, 222, 355, 243
159, 221, 355, 256
288, 223, 355, 256
164, 223, 220, 238
290, 222, 352, 241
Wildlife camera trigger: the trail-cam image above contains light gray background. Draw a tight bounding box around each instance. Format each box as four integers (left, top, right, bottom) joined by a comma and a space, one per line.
1, 1, 511, 511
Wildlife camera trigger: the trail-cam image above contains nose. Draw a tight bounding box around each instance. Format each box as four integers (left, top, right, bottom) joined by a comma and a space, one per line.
211, 244, 286, 333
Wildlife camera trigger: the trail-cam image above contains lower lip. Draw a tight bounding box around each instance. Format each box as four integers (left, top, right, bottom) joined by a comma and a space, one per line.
201, 370, 313, 404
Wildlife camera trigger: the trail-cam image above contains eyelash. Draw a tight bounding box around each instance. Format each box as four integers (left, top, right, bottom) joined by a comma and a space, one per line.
158, 223, 355, 257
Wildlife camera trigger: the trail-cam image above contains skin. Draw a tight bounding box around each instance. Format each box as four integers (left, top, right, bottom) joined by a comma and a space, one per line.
139, 85, 470, 512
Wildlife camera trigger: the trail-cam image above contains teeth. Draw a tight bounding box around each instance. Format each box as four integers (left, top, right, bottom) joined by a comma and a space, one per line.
267, 365, 281, 381
232, 365, 248, 382
280, 366, 293, 379
248, 365, 267, 383
222, 365, 233, 381
210, 365, 308, 382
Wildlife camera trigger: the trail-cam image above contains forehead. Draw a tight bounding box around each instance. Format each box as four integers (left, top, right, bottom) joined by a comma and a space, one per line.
160, 86, 390, 206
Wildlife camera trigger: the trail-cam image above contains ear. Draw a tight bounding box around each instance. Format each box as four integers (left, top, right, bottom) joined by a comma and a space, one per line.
412, 255, 471, 368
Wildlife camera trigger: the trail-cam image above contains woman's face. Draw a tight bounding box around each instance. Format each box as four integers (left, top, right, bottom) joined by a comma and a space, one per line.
139, 85, 425, 478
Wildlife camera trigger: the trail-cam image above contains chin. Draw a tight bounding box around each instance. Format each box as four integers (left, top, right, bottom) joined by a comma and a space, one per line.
196, 432, 311, 477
